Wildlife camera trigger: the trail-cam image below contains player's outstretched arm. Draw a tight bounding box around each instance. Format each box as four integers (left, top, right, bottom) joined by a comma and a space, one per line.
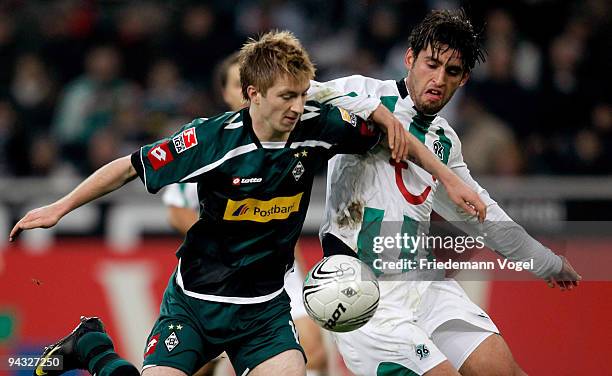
9, 155, 137, 241
432, 161, 581, 289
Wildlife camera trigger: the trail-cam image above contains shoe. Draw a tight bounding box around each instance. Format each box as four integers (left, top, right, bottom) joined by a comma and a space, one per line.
34, 316, 105, 376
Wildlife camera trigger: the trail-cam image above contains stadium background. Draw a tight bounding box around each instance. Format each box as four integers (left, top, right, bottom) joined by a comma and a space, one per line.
0, 0, 610, 375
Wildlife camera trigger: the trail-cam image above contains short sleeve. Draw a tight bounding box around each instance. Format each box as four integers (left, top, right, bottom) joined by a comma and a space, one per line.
131, 118, 209, 193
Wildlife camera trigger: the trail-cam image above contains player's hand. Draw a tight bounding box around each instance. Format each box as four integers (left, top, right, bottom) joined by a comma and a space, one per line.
370, 104, 409, 162
443, 176, 486, 223
546, 256, 581, 291
9, 203, 63, 241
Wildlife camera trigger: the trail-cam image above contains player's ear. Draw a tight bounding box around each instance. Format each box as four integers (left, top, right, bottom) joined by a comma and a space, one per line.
247, 85, 259, 105
459, 71, 470, 87
404, 48, 415, 70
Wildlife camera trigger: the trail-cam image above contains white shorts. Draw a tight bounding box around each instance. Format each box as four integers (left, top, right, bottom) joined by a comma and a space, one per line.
285, 265, 308, 320
333, 279, 499, 375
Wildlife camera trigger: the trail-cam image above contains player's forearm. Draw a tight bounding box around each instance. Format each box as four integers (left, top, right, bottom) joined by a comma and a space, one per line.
56, 156, 138, 217
405, 134, 457, 185
478, 206, 563, 279
433, 172, 563, 279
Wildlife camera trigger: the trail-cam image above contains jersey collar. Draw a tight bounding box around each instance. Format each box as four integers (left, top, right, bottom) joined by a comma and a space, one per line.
241, 108, 264, 149
241, 107, 297, 149
396, 78, 409, 99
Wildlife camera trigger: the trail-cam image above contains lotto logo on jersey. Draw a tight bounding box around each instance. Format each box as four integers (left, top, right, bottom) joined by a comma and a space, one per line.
173, 127, 198, 154
232, 177, 263, 186
147, 142, 174, 170
223, 193, 303, 222
144, 333, 160, 358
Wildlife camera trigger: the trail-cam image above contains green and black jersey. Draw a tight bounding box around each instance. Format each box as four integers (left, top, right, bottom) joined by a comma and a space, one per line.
131, 101, 380, 304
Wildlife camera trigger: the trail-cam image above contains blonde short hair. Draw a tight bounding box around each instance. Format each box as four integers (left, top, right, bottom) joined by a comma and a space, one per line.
239, 30, 316, 99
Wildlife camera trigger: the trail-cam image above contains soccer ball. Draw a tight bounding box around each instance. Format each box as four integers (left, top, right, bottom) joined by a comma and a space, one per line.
302, 255, 380, 332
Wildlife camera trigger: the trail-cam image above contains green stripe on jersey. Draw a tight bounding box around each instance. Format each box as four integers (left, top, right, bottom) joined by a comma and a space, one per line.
435, 128, 452, 165
408, 112, 432, 145
380, 96, 399, 113
357, 207, 385, 276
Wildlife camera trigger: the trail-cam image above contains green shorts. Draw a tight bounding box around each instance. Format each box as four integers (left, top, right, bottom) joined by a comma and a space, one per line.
142, 272, 305, 375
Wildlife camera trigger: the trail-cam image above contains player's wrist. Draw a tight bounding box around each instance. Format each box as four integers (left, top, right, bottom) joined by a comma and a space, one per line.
436, 167, 458, 188
369, 104, 392, 125
53, 197, 74, 219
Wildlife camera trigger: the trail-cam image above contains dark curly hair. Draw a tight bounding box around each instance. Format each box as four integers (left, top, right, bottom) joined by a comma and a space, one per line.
408, 9, 486, 72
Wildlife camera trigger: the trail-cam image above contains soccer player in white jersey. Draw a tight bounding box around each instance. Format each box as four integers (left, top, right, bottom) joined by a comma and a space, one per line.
162, 52, 328, 376
313, 9, 581, 376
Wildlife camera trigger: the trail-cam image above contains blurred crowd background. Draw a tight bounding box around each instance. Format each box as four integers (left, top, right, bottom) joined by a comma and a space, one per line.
0, 0, 609, 178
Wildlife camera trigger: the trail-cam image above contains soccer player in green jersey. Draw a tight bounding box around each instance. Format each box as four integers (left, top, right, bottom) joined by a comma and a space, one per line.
162, 52, 328, 376
11, 31, 484, 376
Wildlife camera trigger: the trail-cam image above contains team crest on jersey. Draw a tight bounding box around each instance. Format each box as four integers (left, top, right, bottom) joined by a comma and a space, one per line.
173, 127, 198, 154
292, 161, 305, 181
415, 344, 430, 360
144, 333, 160, 358
147, 142, 174, 170
165, 332, 180, 352
433, 140, 444, 161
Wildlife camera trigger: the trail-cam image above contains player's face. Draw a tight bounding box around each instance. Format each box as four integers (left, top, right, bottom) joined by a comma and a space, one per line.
405, 44, 469, 114
251, 75, 309, 140
222, 63, 247, 111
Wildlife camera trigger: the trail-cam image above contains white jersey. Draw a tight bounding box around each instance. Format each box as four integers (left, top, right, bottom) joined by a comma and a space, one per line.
314, 75, 562, 285
313, 75, 561, 374
318, 76, 467, 299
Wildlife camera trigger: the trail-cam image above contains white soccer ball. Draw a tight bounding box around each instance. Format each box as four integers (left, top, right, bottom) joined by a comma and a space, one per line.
302, 255, 380, 332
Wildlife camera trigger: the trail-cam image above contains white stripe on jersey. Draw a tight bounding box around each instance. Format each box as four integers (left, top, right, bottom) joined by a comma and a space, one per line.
224, 112, 240, 124
180, 143, 258, 182
304, 105, 320, 112
224, 121, 243, 129
260, 141, 286, 149
139, 146, 150, 192
175, 258, 290, 304
300, 112, 320, 121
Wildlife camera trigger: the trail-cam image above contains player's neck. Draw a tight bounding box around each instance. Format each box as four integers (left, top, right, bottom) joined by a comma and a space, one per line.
249, 106, 290, 142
